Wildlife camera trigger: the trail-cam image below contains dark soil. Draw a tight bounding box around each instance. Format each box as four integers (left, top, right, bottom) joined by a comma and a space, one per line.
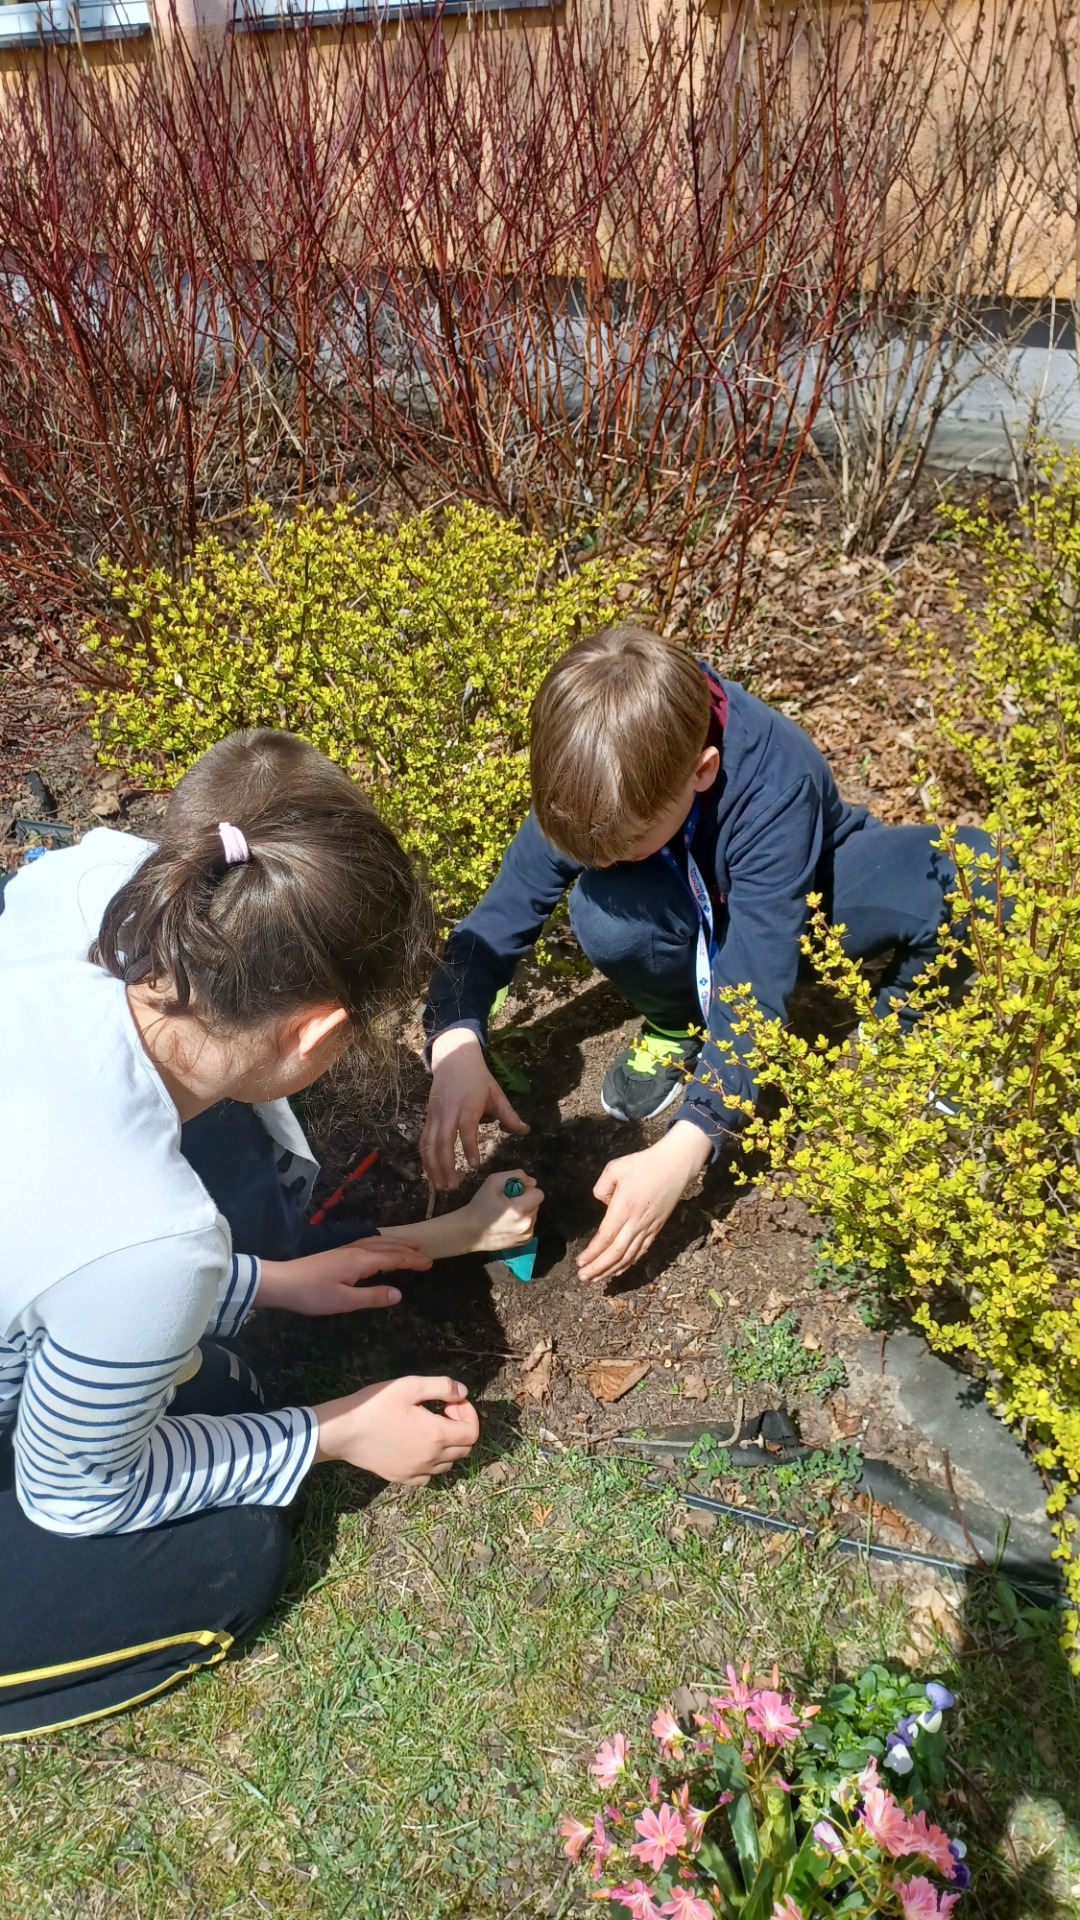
0, 471, 1022, 1556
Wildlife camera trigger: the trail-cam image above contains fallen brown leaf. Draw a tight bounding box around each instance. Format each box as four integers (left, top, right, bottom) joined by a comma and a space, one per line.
586, 1358, 651, 1403
518, 1337, 555, 1402
680, 1370, 709, 1402
89, 768, 125, 818
801, 1330, 822, 1352
829, 1395, 864, 1441
760, 1289, 791, 1326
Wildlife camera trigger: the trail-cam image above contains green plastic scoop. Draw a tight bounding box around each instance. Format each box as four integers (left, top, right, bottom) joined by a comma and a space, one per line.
487, 1177, 538, 1282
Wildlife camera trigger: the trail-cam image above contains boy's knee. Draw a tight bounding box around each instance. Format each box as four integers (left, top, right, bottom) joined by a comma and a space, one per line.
569, 866, 695, 965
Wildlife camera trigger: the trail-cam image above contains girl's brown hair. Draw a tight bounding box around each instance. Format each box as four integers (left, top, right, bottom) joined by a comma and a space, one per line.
91, 731, 433, 1034
529, 624, 710, 864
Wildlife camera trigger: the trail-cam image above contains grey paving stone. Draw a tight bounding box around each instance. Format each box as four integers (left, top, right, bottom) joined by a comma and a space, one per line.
846, 1329, 1049, 1525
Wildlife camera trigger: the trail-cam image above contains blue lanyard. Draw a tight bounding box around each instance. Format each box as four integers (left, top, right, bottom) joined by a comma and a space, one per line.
658, 796, 717, 1025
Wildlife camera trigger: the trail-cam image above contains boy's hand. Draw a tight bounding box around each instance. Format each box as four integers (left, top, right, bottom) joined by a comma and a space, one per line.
577, 1123, 712, 1282
460, 1168, 543, 1253
257, 1241, 431, 1316
422, 1028, 529, 1190
312, 1375, 481, 1485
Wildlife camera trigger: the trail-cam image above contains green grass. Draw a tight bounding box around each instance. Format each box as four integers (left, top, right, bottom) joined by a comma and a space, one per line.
3, 1435, 1079, 1919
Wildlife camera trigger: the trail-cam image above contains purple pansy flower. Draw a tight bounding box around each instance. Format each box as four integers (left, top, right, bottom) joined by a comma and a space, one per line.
949, 1841, 970, 1889
895, 1714, 920, 1744
925, 1682, 955, 1711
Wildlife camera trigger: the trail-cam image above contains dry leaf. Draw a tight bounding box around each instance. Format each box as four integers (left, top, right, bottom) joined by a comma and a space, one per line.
801, 1330, 822, 1352
518, 1337, 555, 1402
681, 1301, 716, 1332
830, 1396, 864, 1441
905, 1583, 964, 1660
760, 1289, 790, 1326
681, 1370, 709, 1402
89, 767, 125, 819
586, 1358, 651, 1403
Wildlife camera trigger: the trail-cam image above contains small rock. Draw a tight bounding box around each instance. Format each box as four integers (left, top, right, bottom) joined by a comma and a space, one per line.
683, 1507, 718, 1536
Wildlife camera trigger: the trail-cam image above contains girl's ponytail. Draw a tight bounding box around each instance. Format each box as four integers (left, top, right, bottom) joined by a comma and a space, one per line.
91, 731, 433, 1035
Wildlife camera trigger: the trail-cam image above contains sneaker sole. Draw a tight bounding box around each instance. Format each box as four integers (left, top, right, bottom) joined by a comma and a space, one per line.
600, 1079, 686, 1125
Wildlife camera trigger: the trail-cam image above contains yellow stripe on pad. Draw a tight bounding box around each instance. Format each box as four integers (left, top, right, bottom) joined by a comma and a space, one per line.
0, 1628, 231, 1689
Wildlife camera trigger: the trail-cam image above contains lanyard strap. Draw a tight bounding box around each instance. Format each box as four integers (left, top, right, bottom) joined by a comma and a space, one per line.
658, 796, 716, 1026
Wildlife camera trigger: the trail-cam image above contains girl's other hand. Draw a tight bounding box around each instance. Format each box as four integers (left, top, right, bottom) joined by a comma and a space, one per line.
312, 1376, 481, 1485
257, 1239, 431, 1316
460, 1168, 543, 1253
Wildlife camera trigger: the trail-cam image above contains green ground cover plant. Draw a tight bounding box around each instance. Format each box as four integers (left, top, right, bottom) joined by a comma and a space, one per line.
682, 1439, 862, 1527
722, 1311, 846, 1399
82, 501, 639, 921
708, 451, 1080, 1665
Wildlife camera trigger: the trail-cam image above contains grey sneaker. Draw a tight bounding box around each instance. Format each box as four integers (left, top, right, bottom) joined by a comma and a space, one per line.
600, 1025, 702, 1123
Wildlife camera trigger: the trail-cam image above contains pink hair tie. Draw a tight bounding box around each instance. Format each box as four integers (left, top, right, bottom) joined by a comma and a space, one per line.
217, 821, 250, 866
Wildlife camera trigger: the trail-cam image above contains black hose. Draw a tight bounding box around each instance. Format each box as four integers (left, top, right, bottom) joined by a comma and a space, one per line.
672, 1484, 1066, 1607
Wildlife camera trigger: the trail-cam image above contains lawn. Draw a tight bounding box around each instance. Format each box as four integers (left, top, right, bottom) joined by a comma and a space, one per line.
3, 1430, 1078, 1920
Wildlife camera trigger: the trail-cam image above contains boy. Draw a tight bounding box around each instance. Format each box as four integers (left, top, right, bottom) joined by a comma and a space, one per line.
421, 624, 997, 1283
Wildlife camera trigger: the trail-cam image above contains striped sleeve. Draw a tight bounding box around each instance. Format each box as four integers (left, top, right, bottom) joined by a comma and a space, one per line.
205, 1253, 261, 1339
14, 1332, 317, 1536
0, 1330, 26, 1433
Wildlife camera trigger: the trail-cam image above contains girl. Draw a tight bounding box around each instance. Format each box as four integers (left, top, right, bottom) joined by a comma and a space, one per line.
0, 730, 541, 1739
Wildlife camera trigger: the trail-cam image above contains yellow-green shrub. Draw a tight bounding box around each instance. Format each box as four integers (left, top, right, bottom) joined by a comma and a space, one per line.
713, 452, 1080, 1661
83, 502, 640, 923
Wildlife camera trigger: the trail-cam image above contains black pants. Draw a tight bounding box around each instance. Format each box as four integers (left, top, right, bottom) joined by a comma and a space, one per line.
0, 1344, 292, 1740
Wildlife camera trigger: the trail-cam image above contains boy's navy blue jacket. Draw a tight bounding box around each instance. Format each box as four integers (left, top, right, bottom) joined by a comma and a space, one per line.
425, 674, 869, 1146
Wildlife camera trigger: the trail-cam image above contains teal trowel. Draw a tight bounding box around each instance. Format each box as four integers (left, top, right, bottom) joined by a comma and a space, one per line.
485, 1177, 538, 1282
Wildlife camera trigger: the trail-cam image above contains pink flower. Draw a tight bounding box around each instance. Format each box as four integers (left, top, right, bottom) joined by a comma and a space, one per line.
652, 1707, 686, 1754
590, 1734, 629, 1788
648, 1774, 661, 1804
719, 1663, 755, 1712
901, 1811, 959, 1876
559, 1815, 590, 1862
745, 1690, 804, 1747
861, 1783, 916, 1857
606, 1884, 665, 1920
672, 1783, 706, 1850
770, 1898, 803, 1920
591, 1813, 612, 1879
858, 1755, 881, 1792
813, 1819, 844, 1854
631, 1803, 687, 1871
893, 1876, 961, 1920
661, 1891, 716, 1920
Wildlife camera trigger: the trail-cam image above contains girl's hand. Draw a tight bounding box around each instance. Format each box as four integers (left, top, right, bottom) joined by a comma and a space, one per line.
312, 1375, 481, 1485
257, 1240, 431, 1316
459, 1168, 543, 1253
576, 1123, 711, 1282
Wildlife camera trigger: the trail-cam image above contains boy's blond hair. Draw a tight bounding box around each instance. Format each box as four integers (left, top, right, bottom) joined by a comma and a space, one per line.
529, 624, 710, 865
